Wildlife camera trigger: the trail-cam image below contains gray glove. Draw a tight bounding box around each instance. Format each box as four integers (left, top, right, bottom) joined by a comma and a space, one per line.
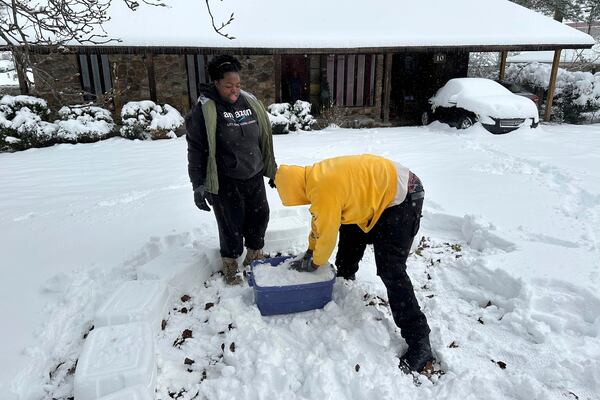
193, 185, 211, 212
289, 250, 317, 272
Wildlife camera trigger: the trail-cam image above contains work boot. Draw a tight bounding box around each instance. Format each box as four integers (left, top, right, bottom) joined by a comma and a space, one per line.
243, 248, 266, 267
399, 336, 434, 374
222, 257, 242, 285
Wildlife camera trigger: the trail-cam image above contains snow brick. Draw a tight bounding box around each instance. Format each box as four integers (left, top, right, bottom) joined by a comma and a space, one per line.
264, 209, 310, 253
74, 323, 156, 400
137, 247, 220, 294
94, 280, 169, 331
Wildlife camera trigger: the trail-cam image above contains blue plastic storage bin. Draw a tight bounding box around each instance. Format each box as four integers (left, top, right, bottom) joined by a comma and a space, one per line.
248, 256, 335, 316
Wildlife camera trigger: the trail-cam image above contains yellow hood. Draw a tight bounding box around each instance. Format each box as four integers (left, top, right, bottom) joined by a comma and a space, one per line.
275, 165, 310, 206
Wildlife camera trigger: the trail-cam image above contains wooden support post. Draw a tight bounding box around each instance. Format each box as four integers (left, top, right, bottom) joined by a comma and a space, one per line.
274, 55, 281, 103
382, 53, 393, 123
146, 53, 157, 103
544, 49, 561, 122
499, 50, 508, 81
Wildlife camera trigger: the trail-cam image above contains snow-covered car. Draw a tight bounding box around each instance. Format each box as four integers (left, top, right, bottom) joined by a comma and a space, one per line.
421, 78, 539, 134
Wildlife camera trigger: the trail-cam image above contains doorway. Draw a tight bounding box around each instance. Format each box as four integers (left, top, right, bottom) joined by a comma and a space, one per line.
281, 55, 309, 103
391, 52, 469, 124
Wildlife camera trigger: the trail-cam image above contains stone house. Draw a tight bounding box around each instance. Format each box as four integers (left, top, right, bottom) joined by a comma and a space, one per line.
7, 0, 595, 125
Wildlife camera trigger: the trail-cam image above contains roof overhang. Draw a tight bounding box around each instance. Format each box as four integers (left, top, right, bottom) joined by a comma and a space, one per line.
4, 43, 593, 55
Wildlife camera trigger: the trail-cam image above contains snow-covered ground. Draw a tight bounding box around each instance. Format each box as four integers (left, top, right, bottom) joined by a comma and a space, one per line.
0, 122, 599, 399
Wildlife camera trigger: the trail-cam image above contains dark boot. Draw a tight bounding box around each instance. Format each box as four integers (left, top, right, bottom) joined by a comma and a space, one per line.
400, 336, 434, 373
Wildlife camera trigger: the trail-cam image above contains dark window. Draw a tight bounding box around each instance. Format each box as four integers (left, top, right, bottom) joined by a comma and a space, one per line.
78, 54, 112, 102
326, 54, 376, 107
186, 54, 212, 107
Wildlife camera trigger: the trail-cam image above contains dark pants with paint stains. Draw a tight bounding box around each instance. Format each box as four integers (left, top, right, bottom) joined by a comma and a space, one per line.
207, 172, 269, 259
335, 192, 430, 348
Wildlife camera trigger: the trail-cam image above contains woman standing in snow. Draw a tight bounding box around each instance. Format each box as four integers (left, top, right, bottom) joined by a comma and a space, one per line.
185, 55, 277, 285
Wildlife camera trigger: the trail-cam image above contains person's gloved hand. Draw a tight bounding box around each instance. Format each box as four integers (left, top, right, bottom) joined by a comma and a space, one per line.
268, 178, 276, 189
193, 185, 211, 211
289, 250, 318, 272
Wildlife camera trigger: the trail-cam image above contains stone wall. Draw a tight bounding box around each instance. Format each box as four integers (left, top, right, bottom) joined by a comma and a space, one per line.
110, 54, 151, 117
154, 55, 189, 113
25, 52, 387, 124
237, 55, 277, 106
31, 53, 83, 114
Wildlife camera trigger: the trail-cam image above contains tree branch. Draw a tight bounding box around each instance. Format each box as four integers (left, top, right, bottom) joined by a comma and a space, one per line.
205, 0, 235, 40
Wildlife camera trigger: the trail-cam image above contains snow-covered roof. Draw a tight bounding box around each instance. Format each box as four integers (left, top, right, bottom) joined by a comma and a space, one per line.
92, 0, 595, 49
507, 49, 600, 65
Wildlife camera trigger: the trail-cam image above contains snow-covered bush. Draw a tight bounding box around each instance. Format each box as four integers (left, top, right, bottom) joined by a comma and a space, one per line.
0, 95, 50, 119
506, 62, 600, 123
292, 100, 316, 130
267, 100, 315, 134
120, 100, 184, 140
0, 95, 55, 151
267, 103, 294, 134
55, 105, 115, 143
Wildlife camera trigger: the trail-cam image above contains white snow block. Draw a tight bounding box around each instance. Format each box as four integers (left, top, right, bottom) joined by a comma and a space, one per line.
264, 209, 310, 253
74, 323, 156, 400
137, 247, 219, 294
97, 385, 153, 400
95, 280, 169, 331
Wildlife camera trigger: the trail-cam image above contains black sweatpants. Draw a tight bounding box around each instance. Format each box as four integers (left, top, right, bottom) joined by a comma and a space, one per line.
335, 193, 430, 347
207, 173, 269, 259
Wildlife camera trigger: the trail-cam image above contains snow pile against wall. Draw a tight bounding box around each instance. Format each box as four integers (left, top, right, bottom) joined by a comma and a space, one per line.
120, 101, 184, 140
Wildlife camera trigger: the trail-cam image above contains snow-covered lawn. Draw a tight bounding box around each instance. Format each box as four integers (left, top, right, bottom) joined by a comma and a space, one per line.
1, 122, 599, 399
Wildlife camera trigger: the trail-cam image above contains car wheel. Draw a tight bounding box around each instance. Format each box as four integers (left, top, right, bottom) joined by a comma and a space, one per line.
421, 111, 431, 126
457, 115, 474, 130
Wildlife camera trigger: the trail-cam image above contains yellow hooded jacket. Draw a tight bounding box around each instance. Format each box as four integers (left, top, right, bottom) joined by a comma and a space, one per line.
275, 154, 398, 266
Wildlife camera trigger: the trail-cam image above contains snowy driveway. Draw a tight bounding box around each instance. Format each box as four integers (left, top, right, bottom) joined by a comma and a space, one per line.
0, 123, 599, 399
